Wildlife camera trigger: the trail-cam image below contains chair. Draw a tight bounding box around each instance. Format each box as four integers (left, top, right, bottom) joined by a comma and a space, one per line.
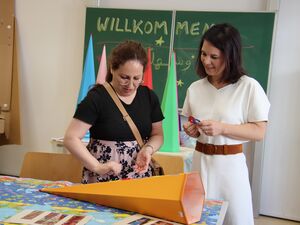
152, 153, 185, 175
20, 151, 83, 183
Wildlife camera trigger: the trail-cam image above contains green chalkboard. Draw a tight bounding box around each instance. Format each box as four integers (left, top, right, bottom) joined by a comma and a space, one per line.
84, 8, 173, 101
84, 9, 275, 108
174, 11, 275, 107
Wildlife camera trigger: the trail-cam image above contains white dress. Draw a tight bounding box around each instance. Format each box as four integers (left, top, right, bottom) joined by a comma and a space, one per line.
182, 76, 270, 225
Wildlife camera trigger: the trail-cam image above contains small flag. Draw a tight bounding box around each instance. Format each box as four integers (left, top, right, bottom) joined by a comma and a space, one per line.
96, 44, 107, 84
143, 48, 153, 90
160, 52, 179, 152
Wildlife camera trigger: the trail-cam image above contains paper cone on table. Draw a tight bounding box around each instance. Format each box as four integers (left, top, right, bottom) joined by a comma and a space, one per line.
77, 34, 96, 104
76, 34, 96, 139
41, 172, 205, 225
160, 51, 180, 152
96, 44, 107, 84
143, 47, 153, 89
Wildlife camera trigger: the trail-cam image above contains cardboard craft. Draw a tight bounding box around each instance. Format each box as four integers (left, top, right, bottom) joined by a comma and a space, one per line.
41, 172, 205, 225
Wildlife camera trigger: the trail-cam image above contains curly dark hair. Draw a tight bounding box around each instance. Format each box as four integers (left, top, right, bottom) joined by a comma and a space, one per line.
195, 23, 246, 84
106, 40, 148, 82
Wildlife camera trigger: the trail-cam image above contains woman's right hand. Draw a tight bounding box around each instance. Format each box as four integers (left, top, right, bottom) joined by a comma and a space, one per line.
95, 161, 122, 176
183, 122, 200, 138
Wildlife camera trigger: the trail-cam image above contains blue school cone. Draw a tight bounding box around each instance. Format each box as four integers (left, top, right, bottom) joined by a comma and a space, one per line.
77, 34, 96, 140
160, 52, 180, 152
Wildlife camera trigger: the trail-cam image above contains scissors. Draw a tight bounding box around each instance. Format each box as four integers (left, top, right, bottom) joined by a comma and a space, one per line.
188, 116, 201, 124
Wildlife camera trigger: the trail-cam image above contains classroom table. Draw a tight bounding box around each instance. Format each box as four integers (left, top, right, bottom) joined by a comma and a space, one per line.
0, 176, 227, 225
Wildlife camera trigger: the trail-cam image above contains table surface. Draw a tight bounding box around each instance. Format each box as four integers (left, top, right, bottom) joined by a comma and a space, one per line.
0, 176, 227, 225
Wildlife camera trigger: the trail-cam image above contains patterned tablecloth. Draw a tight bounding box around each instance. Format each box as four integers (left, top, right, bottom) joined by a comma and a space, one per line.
0, 176, 227, 225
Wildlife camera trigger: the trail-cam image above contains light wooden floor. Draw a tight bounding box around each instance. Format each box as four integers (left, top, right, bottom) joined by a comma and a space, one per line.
255, 216, 300, 225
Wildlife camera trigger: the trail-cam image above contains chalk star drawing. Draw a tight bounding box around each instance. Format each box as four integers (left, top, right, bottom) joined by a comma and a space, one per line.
177, 79, 184, 87
155, 36, 165, 46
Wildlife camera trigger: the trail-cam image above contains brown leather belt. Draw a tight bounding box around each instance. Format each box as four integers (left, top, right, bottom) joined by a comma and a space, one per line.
195, 142, 243, 155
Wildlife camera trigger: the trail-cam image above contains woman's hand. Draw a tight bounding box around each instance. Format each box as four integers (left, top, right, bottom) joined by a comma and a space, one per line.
183, 122, 200, 138
199, 120, 224, 136
134, 146, 152, 174
200, 120, 267, 141
183, 119, 225, 137
95, 161, 122, 176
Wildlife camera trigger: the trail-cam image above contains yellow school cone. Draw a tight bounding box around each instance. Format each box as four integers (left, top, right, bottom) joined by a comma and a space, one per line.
41, 172, 205, 224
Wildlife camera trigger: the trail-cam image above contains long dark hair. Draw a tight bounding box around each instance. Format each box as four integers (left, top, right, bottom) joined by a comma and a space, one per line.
196, 23, 246, 83
106, 40, 148, 82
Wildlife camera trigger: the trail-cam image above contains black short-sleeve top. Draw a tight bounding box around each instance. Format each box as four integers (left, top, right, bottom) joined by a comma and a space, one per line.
74, 84, 164, 141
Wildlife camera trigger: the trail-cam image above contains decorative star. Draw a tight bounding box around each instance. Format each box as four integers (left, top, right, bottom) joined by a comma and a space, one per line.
155, 36, 165, 46
177, 79, 184, 87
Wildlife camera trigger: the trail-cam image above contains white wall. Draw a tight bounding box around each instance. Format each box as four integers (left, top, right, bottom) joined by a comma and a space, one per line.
85, 0, 267, 11
0, 0, 86, 175
260, 0, 300, 220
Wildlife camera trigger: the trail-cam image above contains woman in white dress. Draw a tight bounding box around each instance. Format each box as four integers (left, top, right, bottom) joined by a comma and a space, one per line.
182, 23, 270, 225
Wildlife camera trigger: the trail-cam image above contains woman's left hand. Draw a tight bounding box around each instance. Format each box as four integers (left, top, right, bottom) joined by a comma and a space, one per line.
134, 146, 152, 174
199, 120, 224, 136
